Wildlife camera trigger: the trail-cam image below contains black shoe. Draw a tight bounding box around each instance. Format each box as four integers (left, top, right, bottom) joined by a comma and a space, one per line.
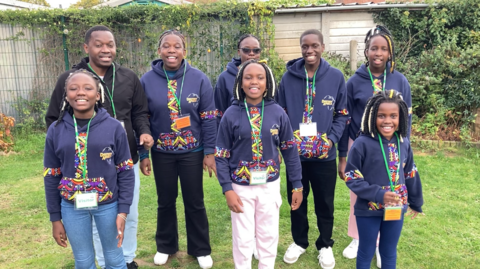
127, 261, 139, 269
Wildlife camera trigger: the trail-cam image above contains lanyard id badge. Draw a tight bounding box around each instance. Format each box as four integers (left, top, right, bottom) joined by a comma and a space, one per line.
75, 191, 98, 210
175, 114, 191, 129
250, 168, 268, 185
379, 133, 402, 221
384, 206, 402, 221
119, 120, 127, 132
299, 122, 317, 137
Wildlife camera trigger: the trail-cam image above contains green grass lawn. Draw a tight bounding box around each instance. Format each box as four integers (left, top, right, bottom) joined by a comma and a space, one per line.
0, 133, 479, 269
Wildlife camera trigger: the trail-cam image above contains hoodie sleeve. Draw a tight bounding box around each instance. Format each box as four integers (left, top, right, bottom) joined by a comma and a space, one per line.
43, 125, 63, 222
277, 77, 287, 110
345, 143, 386, 204
402, 77, 412, 138
215, 115, 233, 193
131, 74, 151, 137
328, 74, 349, 144
45, 72, 70, 129
279, 111, 302, 189
404, 141, 423, 213
214, 75, 229, 121
338, 80, 354, 157
198, 76, 217, 155
114, 125, 135, 214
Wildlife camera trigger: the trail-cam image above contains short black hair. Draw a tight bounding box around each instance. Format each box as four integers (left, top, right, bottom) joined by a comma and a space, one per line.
237, 34, 260, 49
360, 89, 408, 140
300, 29, 324, 45
233, 60, 276, 102
364, 25, 396, 73
85, 25, 113, 44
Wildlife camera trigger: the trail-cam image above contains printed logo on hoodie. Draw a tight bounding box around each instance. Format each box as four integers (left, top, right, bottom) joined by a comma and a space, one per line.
187, 93, 200, 108
321, 95, 335, 110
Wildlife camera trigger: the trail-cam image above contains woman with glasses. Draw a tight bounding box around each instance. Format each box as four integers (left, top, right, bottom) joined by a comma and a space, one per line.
215, 34, 262, 122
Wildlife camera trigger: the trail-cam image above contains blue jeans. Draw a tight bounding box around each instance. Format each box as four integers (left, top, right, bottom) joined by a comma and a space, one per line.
356, 215, 404, 269
61, 200, 126, 269
93, 162, 140, 267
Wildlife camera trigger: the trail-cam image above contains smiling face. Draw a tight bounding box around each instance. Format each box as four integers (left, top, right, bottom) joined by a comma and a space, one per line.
84, 31, 116, 72
158, 34, 186, 71
301, 34, 324, 69
376, 102, 399, 140
65, 73, 100, 119
366, 35, 390, 75
238, 37, 261, 64
242, 63, 266, 105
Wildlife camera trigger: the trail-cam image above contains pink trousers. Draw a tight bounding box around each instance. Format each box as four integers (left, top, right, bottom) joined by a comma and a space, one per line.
231, 179, 282, 269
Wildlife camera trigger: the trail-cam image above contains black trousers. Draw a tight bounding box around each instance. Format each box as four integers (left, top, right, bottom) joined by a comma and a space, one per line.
151, 150, 211, 257
287, 159, 337, 250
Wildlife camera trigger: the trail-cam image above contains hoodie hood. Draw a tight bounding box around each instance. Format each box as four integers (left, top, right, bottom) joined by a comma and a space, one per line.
286, 57, 331, 80
226, 58, 242, 76
151, 59, 190, 80
235, 99, 276, 109
355, 63, 394, 80
62, 107, 111, 131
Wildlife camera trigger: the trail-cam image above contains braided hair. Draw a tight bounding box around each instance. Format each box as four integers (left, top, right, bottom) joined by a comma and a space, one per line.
237, 34, 260, 49
364, 25, 396, 73
157, 29, 186, 49
232, 59, 276, 102
56, 69, 102, 126
360, 89, 408, 141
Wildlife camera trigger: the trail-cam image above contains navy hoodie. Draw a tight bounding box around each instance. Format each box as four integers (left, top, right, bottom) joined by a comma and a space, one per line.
216, 99, 303, 193
44, 108, 135, 222
278, 58, 349, 162
140, 59, 217, 155
338, 64, 412, 157
345, 133, 423, 217
214, 58, 241, 120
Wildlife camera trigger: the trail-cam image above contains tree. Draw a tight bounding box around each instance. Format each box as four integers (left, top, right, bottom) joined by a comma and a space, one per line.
18, 0, 50, 7
72, 0, 105, 9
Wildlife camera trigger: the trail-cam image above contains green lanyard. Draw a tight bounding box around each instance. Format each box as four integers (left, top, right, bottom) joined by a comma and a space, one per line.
73, 112, 95, 185
304, 67, 317, 123
87, 63, 116, 118
164, 62, 187, 115
367, 66, 387, 94
244, 99, 264, 163
378, 132, 401, 192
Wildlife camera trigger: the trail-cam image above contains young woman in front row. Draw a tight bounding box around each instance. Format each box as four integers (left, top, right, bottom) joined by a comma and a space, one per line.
344, 90, 423, 269
43, 70, 135, 269
215, 60, 303, 269
139, 30, 216, 269
337, 25, 413, 268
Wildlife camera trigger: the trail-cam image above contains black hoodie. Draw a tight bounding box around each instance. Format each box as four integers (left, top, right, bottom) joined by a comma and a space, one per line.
45, 57, 151, 164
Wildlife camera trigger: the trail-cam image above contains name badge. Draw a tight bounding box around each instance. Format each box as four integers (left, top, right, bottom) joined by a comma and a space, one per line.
384, 206, 402, 221
250, 170, 268, 185
75, 192, 98, 210
299, 122, 317, 137
175, 114, 191, 129
119, 120, 127, 132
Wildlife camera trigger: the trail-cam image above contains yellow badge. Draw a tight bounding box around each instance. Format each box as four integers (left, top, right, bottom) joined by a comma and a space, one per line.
100, 152, 112, 160
270, 129, 279, 136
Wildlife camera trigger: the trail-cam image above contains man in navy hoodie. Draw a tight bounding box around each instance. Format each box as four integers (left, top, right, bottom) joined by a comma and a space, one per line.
278, 29, 348, 269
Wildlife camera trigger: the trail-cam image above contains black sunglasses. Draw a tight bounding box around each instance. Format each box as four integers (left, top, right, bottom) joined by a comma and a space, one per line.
240, 48, 261, 54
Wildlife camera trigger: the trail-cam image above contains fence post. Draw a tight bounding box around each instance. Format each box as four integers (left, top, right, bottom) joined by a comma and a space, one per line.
350, 40, 357, 71
475, 108, 480, 136
61, 15, 70, 71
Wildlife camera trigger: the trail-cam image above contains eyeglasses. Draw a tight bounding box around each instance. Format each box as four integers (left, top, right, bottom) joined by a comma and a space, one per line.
240, 48, 261, 54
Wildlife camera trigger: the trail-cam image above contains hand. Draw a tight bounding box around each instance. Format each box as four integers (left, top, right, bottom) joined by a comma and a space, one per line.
203, 154, 217, 178
225, 190, 243, 213
278, 153, 283, 165
383, 191, 401, 206
52, 221, 68, 248
291, 191, 303, 211
140, 158, 151, 176
116, 213, 127, 248
328, 139, 333, 146
338, 157, 347, 181
406, 207, 425, 220
139, 134, 154, 150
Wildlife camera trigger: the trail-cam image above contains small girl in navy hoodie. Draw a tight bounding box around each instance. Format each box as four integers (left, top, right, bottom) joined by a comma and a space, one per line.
43, 70, 134, 269
216, 60, 303, 269
345, 90, 423, 269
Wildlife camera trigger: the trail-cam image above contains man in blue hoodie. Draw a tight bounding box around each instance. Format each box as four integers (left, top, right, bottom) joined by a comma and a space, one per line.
278, 29, 348, 269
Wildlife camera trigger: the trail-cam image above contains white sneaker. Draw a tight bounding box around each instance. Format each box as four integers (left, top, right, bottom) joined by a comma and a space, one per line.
153, 252, 169, 265
283, 243, 306, 264
376, 247, 381, 268
318, 247, 335, 269
342, 239, 359, 259
253, 242, 259, 260
197, 255, 213, 269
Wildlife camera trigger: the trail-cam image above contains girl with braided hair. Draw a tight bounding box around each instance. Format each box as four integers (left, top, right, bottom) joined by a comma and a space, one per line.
139, 30, 216, 269
344, 89, 423, 269
43, 70, 135, 269
215, 60, 303, 269
337, 25, 414, 266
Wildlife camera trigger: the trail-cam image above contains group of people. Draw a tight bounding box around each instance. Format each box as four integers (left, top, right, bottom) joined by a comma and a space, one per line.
42, 24, 423, 269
